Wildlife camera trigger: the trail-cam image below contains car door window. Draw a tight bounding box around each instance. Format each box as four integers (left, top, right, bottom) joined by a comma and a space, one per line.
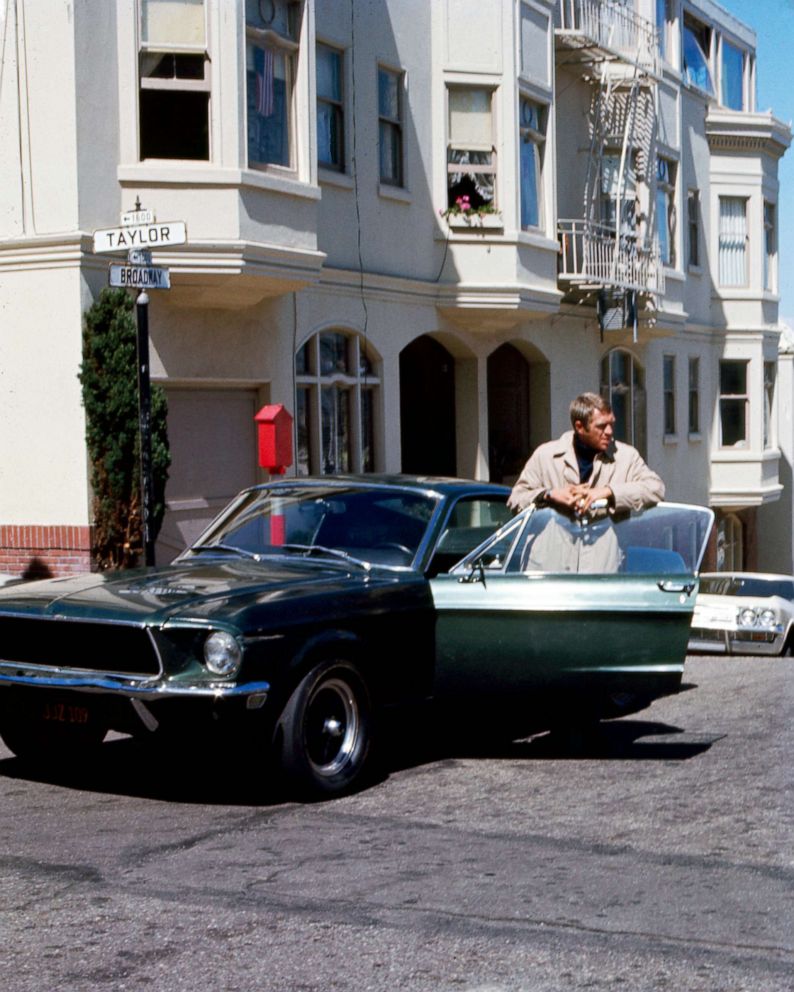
428, 496, 512, 575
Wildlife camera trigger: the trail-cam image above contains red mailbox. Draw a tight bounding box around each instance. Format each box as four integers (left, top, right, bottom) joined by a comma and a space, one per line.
255, 404, 293, 474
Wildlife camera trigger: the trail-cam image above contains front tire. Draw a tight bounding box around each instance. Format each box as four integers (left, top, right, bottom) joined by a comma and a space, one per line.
277, 659, 372, 799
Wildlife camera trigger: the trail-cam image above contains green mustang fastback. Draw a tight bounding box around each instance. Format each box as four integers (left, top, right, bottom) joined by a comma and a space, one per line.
0, 476, 712, 798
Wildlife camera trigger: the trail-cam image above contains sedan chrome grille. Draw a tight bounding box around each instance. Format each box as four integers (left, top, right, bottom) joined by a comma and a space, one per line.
0, 617, 161, 677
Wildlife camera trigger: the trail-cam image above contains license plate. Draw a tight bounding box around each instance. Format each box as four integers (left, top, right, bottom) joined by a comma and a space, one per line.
41, 701, 91, 725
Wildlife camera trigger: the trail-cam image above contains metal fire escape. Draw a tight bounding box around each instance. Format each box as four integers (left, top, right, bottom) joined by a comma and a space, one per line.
556, 0, 664, 336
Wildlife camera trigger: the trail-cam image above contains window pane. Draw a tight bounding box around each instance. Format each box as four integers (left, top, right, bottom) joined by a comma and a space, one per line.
296, 387, 311, 476
141, 0, 205, 46
721, 40, 744, 110
688, 357, 700, 434
720, 399, 746, 447
683, 19, 714, 94
720, 360, 746, 395
320, 333, 349, 374
449, 88, 492, 146
317, 45, 341, 100
321, 386, 351, 473
520, 138, 540, 228
718, 197, 747, 286
361, 389, 375, 473
140, 90, 209, 159
295, 341, 311, 375
378, 68, 400, 120
379, 121, 402, 184
247, 45, 291, 168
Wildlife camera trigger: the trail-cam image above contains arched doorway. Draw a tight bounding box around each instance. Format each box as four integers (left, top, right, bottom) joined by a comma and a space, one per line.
487, 343, 530, 483
400, 336, 456, 476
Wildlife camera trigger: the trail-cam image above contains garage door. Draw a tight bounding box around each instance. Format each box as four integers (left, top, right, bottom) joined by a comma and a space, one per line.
156, 388, 261, 563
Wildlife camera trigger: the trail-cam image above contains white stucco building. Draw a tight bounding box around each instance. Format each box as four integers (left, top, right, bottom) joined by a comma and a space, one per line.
0, 0, 790, 575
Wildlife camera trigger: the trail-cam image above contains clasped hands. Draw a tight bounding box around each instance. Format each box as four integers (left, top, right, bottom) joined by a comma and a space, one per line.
546, 483, 612, 516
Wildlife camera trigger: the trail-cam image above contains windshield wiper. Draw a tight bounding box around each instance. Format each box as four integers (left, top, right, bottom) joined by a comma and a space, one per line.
279, 543, 371, 571
190, 543, 262, 561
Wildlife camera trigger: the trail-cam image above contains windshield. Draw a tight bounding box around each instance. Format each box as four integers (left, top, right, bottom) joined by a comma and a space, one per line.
699, 576, 794, 600
186, 485, 439, 568
453, 502, 714, 576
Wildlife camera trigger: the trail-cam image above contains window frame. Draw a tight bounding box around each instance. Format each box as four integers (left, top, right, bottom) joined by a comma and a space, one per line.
447, 85, 497, 212
718, 196, 749, 288
763, 361, 776, 449
663, 355, 676, 437
720, 37, 745, 111
687, 189, 700, 268
378, 65, 405, 188
600, 349, 647, 456
518, 95, 546, 231
245, 1, 302, 174
295, 330, 381, 476
656, 157, 677, 268
764, 201, 777, 293
718, 359, 749, 449
688, 356, 700, 436
137, 0, 211, 162
316, 42, 345, 172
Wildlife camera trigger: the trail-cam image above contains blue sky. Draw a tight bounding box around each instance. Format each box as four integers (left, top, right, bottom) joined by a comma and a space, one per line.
722, 0, 794, 325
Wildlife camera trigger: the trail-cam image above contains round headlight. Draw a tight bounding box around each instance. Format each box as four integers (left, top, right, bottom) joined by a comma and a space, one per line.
204, 631, 243, 676
759, 608, 777, 628
738, 608, 757, 627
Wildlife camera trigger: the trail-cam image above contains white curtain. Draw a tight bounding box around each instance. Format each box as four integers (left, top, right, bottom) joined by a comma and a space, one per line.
719, 197, 747, 286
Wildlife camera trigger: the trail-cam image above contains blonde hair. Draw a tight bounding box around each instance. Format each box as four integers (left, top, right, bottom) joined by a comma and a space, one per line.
569, 392, 611, 429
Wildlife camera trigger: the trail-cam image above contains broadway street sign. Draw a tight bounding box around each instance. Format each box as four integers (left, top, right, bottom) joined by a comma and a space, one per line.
108, 264, 171, 289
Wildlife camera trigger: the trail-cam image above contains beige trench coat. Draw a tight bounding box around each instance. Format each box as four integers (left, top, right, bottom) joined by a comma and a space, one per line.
508, 431, 665, 513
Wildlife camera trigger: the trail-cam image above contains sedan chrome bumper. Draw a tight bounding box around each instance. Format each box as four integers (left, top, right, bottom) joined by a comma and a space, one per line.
0, 662, 270, 701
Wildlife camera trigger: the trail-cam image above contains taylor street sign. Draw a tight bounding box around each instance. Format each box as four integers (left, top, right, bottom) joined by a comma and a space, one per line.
93, 221, 187, 254
109, 264, 171, 289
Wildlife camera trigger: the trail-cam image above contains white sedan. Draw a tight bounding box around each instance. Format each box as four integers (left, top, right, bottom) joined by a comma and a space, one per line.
689, 572, 794, 656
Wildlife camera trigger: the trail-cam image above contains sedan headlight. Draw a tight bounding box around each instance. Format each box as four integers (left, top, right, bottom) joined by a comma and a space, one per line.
738, 607, 758, 627
204, 630, 243, 676
758, 608, 777, 628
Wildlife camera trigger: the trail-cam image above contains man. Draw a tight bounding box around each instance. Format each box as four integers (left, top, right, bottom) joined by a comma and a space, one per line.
508, 392, 664, 515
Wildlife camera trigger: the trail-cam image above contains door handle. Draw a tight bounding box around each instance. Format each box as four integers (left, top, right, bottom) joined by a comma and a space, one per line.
657, 579, 696, 595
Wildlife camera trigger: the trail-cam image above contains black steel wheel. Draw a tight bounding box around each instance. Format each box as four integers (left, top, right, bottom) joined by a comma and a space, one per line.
277, 659, 373, 798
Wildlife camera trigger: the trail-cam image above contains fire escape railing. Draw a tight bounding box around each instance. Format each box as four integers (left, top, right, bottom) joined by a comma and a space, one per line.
556, 0, 659, 74
558, 219, 665, 296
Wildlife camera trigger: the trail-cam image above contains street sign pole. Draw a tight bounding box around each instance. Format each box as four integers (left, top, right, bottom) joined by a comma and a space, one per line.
94, 201, 184, 569
135, 291, 156, 567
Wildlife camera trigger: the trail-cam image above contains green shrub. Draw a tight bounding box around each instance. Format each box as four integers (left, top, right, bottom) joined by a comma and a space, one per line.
79, 288, 170, 569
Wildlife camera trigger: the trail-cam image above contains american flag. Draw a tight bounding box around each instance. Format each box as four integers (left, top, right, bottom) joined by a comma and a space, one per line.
255, 47, 274, 117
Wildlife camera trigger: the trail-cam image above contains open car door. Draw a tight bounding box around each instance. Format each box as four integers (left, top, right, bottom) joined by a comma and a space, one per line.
429, 503, 714, 712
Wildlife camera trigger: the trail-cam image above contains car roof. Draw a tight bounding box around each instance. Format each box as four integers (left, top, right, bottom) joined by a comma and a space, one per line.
248, 474, 511, 498
700, 571, 794, 581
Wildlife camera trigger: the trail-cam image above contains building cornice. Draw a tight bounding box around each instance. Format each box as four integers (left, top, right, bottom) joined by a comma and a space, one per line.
706, 109, 792, 159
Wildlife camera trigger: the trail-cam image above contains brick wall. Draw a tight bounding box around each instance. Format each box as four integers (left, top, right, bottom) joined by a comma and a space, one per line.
0, 525, 93, 579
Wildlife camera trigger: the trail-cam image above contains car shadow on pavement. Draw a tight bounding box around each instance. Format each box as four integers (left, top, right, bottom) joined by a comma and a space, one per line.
0, 713, 718, 806
381, 713, 718, 774
0, 735, 291, 807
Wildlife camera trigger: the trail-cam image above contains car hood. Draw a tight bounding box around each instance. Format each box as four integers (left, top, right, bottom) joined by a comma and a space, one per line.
0, 557, 387, 624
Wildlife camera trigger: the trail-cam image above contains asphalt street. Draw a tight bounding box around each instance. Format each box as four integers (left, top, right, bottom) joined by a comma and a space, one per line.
0, 655, 791, 992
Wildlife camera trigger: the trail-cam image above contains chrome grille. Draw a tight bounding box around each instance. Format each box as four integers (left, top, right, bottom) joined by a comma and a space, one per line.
0, 616, 161, 677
